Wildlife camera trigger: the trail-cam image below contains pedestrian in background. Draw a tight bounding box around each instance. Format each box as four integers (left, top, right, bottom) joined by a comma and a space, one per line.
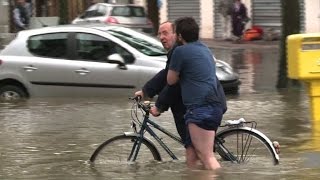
231, 0, 249, 42
217, 0, 233, 40
13, 0, 32, 32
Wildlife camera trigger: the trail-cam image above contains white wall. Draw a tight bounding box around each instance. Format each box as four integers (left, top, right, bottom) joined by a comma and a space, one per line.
305, 0, 320, 33
200, 0, 213, 38
159, 0, 168, 24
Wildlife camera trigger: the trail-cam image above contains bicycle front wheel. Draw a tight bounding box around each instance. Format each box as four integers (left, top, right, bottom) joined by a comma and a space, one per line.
90, 134, 161, 164
216, 127, 279, 165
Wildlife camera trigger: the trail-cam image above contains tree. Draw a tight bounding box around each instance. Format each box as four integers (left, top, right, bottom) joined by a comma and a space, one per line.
277, 0, 301, 88
59, 0, 69, 25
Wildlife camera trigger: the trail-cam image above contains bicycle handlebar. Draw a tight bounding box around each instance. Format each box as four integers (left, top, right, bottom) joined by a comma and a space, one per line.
129, 96, 151, 113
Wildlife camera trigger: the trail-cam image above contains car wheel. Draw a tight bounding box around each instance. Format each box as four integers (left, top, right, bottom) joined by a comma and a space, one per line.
0, 85, 28, 102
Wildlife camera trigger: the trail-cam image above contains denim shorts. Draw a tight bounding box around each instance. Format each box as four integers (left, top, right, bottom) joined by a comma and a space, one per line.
184, 104, 223, 147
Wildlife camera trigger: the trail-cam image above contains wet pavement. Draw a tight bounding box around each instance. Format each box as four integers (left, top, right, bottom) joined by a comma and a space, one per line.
1, 41, 320, 179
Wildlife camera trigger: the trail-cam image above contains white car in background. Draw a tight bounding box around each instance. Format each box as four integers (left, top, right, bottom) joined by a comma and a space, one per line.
72, 3, 154, 34
0, 24, 240, 101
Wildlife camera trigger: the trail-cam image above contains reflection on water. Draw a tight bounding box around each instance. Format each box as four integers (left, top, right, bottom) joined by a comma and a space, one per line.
1, 48, 320, 179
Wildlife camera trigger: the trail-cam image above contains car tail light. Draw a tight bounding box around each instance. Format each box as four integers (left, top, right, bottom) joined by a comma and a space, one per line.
105, 17, 119, 24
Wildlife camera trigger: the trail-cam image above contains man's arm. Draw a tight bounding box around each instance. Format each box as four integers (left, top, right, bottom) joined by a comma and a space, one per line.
167, 70, 180, 85
154, 83, 181, 112
141, 69, 167, 98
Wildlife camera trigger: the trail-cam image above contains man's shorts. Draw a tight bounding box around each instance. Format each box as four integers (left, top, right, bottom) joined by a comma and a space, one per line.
184, 103, 223, 148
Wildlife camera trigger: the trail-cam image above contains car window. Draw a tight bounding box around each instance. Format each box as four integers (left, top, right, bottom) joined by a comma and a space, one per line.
27, 33, 68, 58
106, 28, 166, 56
97, 5, 108, 16
76, 33, 135, 64
131, 7, 145, 17
111, 6, 145, 17
82, 4, 99, 18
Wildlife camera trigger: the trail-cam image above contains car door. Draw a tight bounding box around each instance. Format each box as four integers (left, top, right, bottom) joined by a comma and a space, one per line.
24, 32, 93, 97
70, 32, 141, 96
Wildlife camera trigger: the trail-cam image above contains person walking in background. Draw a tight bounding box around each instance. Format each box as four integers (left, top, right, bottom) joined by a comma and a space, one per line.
217, 0, 233, 40
135, 21, 187, 144
167, 17, 227, 170
231, 0, 249, 42
13, 0, 31, 32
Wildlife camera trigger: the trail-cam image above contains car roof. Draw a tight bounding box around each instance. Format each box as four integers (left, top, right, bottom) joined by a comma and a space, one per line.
95, 3, 145, 7
16, 24, 122, 36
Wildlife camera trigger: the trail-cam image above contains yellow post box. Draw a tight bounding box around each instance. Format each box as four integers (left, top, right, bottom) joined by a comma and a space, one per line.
287, 33, 320, 122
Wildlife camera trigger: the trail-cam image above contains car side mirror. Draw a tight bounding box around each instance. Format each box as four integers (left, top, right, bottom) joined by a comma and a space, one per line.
107, 54, 127, 70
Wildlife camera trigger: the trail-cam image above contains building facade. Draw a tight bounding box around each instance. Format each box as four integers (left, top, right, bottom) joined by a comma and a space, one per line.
2, 0, 320, 37
159, 0, 319, 39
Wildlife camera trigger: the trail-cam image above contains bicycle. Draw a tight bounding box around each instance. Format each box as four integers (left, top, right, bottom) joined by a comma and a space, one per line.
90, 97, 280, 165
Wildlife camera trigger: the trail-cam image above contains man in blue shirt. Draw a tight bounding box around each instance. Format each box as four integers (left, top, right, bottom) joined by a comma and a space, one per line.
167, 17, 226, 170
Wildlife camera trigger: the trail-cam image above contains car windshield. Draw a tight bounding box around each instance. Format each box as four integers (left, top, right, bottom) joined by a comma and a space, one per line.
111, 6, 145, 17
105, 28, 167, 56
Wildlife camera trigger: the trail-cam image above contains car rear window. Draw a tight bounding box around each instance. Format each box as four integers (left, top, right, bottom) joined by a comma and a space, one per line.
111, 6, 145, 17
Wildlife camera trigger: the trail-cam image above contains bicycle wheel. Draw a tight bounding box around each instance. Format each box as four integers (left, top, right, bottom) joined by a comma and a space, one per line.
215, 128, 279, 165
90, 134, 161, 164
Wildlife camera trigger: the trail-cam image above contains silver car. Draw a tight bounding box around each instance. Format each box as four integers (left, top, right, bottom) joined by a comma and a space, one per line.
72, 3, 154, 34
0, 25, 240, 101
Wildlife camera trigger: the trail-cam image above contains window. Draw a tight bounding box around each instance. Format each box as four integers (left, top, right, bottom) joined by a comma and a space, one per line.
131, 7, 145, 17
76, 33, 134, 63
111, 6, 145, 17
111, 7, 131, 17
106, 28, 166, 56
97, 5, 108, 16
27, 33, 68, 58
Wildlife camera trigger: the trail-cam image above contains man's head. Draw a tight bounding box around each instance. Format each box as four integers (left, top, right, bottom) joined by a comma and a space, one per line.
157, 21, 176, 50
175, 17, 199, 44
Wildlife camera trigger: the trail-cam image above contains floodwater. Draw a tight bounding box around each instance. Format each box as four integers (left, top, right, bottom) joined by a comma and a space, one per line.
1, 46, 320, 180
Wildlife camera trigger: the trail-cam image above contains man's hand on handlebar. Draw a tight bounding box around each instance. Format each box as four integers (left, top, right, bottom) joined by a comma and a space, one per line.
150, 106, 161, 117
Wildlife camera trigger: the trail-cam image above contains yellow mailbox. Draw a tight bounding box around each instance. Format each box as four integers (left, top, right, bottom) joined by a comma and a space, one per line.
287, 33, 320, 122
287, 33, 320, 79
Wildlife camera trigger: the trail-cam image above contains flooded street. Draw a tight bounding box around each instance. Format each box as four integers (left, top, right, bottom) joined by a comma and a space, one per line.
1, 46, 320, 180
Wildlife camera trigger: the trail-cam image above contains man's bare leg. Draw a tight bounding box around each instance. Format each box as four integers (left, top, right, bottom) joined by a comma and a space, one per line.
188, 123, 221, 170
186, 146, 199, 168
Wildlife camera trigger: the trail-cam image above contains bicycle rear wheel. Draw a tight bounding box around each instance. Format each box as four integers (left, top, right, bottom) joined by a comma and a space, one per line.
215, 128, 279, 165
90, 134, 161, 164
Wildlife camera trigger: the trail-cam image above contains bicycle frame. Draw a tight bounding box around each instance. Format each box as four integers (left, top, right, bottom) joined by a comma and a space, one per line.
123, 98, 280, 164
127, 113, 184, 161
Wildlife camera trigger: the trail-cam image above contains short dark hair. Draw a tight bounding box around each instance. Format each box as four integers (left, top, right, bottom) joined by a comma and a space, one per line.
174, 17, 199, 42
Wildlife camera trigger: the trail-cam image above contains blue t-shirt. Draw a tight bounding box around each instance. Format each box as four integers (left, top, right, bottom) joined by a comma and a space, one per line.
169, 41, 217, 106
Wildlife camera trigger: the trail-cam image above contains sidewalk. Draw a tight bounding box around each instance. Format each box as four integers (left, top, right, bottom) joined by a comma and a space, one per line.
201, 38, 280, 50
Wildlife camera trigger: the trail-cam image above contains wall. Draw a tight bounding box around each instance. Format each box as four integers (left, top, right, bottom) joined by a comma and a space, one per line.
0, 0, 10, 33
200, 0, 213, 38
305, 0, 320, 33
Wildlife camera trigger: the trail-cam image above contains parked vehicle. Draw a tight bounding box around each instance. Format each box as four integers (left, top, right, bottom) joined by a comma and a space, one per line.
0, 25, 240, 102
72, 3, 154, 34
